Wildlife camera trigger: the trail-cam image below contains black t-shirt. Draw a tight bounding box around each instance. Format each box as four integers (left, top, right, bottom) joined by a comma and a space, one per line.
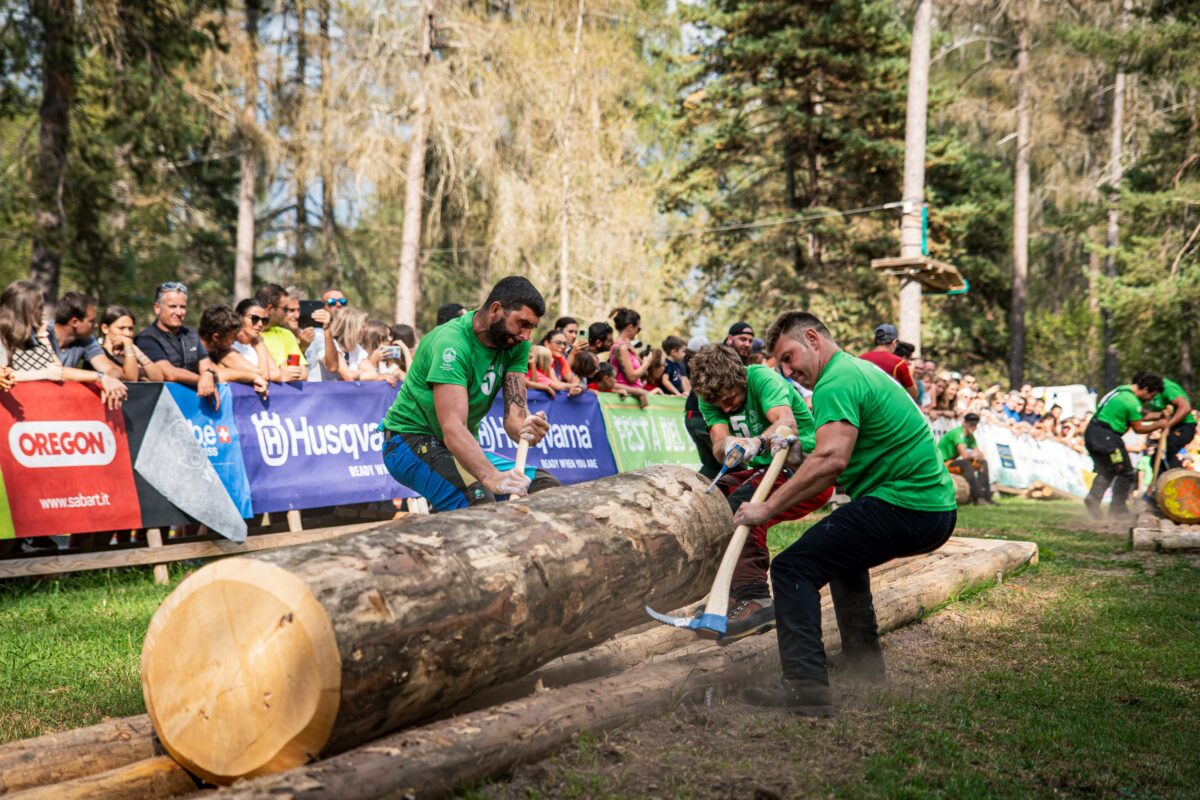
135, 323, 208, 374
664, 359, 687, 393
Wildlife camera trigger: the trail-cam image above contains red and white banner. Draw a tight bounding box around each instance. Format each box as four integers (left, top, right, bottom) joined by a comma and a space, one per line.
0, 383, 142, 536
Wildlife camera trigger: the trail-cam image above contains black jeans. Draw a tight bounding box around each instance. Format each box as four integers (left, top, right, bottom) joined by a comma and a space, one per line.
1084, 421, 1136, 511
948, 458, 992, 501
770, 495, 956, 684
1163, 422, 1196, 471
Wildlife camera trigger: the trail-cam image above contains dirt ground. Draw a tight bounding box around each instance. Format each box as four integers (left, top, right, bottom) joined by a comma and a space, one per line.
469, 521, 1192, 800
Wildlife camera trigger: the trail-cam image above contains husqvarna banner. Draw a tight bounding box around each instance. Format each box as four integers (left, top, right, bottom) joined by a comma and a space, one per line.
0, 383, 142, 537
230, 381, 410, 513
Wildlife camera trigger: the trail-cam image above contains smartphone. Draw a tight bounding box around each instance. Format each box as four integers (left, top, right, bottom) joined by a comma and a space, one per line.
298, 299, 323, 329
382, 345, 404, 360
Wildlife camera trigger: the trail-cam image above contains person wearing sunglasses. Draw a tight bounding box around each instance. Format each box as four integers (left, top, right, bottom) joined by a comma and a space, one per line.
134, 281, 221, 408
254, 283, 308, 381
230, 298, 281, 381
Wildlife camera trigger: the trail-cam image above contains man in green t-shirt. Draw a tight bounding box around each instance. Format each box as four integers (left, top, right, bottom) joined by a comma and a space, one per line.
732, 311, 957, 717
937, 412, 996, 505
1147, 376, 1195, 471
1083, 372, 1165, 519
689, 344, 833, 641
380, 277, 555, 512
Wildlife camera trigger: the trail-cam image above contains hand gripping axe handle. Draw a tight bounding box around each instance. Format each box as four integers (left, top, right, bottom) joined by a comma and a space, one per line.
645, 426, 792, 638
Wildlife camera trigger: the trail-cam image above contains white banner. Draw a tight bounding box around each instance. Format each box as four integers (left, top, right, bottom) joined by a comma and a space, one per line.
932, 422, 1091, 498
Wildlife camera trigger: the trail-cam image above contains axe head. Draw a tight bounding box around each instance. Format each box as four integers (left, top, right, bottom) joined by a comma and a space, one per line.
644, 605, 727, 636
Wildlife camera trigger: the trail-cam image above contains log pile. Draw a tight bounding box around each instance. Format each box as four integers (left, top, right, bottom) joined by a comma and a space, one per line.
1, 533, 1038, 800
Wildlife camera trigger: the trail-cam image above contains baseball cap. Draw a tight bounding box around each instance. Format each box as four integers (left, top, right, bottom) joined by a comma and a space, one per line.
751, 337, 765, 353
686, 336, 709, 352
728, 321, 753, 337
873, 323, 898, 344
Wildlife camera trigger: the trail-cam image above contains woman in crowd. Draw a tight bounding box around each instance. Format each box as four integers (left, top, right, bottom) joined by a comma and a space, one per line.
308, 307, 384, 382
98, 305, 163, 382
609, 307, 652, 389
930, 379, 960, 421
541, 329, 579, 385
0, 280, 125, 408
230, 298, 280, 381
362, 319, 405, 384
199, 305, 269, 398
554, 316, 583, 353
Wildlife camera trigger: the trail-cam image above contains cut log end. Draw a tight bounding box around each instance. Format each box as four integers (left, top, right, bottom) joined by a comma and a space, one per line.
140, 558, 341, 785
1155, 468, 1200, 524
950, 473, 971, 505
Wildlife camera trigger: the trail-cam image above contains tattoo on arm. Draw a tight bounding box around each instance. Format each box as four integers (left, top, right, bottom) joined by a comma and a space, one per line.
503, 372, 527, 415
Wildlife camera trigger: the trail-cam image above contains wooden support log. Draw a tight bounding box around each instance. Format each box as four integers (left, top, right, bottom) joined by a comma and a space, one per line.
213, 537, 1039, 800
5, 756, 196, 800
139, 466, 731, 785
950, 473, 971, 505
0, 715, 157, 794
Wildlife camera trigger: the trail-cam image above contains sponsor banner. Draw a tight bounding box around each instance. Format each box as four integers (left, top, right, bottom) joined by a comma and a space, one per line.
0, 382, 142, 537
479, 390, 617, 485
231, 381, 412, 513
973, 423, 1091, 498
595, 394, 701, 473
164, 384, 253, 518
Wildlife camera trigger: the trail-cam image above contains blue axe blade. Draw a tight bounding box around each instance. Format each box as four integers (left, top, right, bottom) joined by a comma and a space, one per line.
644, 605, 727, 636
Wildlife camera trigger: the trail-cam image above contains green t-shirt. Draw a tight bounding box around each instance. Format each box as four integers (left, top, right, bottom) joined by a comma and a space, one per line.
811, 351, 956, 511
381, 311, 530, 440
1150, 378, 1196, 425
698, 365, 817, 467
1093, 385, 1143, 435
936, 426, 976, 463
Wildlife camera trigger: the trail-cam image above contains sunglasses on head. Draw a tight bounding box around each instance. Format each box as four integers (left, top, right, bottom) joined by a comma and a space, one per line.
325, 297, 348, 307
246, 314, 268, 325
157, 281, 188, 295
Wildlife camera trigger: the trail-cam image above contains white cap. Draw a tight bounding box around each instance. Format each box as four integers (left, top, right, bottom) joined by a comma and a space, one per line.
686, 336, 709, 352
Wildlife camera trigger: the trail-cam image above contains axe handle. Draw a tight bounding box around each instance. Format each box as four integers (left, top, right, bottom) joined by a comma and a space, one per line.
1151, 405, 1173, 488
703, 427, 792, 621
507, 439, 531, 502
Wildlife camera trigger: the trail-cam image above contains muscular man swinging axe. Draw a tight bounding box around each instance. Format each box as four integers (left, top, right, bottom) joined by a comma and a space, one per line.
689, 344, 833, 641
734, 312, 957, 717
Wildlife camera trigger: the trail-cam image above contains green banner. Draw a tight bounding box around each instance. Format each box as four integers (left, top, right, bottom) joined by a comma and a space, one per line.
596, 394, 701, 473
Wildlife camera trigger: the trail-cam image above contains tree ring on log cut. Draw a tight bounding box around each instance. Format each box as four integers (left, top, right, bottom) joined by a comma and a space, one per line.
140, 558, 341, 785
1155, 468, 1200, 524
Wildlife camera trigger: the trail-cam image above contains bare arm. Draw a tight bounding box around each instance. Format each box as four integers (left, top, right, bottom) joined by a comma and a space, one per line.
736, 421, 858, 525
1131, 418, 1166, 434
152, 360, 201, 386
614, 343, 651, 381
1168, 399, 1192, 428
433, 382, 502, 485
88, 351, 123, 379
503, 372, 531, 440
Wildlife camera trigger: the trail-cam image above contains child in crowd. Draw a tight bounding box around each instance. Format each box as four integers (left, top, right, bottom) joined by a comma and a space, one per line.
660, 335, 690, 396
587, 362, 650, 408
526, 345, 558, 396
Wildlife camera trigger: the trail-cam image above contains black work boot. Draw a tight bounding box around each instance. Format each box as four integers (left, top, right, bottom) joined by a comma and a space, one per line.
719, 596, 776, 644
832, 589, 887, 686
741, 677, 834, 717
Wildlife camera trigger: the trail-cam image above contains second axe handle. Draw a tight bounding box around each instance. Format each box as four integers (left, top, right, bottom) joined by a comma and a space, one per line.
703, 427, 793, 622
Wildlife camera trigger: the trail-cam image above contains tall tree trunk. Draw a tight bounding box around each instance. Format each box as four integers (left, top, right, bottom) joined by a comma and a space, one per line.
394, 0, 434, 326
30, 0, 76, 305
294, 0, 308, 273
557, 0, 585, 318
318, 0, 337, 286
1102, 1, 1130, 391
1009, 24, 1031, 387
899, 0, 932, 354
234, 0, 261, 301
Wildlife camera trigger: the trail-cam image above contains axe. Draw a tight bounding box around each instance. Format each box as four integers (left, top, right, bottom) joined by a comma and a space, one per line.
645, 426, 792, 638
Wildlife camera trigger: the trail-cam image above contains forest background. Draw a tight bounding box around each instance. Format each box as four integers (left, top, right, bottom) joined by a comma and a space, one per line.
2, 0, 1198, 389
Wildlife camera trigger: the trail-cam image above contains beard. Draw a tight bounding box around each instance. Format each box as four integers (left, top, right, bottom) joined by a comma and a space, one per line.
486, 316, 520, 350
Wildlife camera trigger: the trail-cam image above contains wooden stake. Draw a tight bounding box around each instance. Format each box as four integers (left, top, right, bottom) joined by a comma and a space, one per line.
145, 528, 169, 586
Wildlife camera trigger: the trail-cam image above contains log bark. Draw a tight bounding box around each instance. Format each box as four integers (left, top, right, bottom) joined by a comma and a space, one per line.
213, 537, 1039, 800
950, 473, 971, 505
6, 756, 196, 800
140, 466, 730, 784
1154, 468, 1200, 524
0, 715, 155, 793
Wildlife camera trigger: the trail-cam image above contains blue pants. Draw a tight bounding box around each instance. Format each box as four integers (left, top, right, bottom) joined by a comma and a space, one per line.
382, 431, 559, 512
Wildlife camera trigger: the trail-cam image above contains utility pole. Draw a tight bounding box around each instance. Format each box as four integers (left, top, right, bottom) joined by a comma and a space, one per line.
898, 0, 932, 353
1102, 0, 1131, 391
234, 0, 260, 302
395, 0, 434, 327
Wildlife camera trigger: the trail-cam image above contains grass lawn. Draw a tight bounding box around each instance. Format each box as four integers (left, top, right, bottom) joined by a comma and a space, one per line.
1, 499, 1198, 799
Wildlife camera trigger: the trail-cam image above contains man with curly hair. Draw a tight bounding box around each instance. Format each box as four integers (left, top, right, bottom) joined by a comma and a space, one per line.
689, 343, 833, 641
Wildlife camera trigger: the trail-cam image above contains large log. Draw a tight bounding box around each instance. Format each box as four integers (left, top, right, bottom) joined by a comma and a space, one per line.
214, 537, 1039, 800
6, 756, 196, 800
0, 715, 156, 794
139, 466, 731, 785
1154, 468, 1200, 524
